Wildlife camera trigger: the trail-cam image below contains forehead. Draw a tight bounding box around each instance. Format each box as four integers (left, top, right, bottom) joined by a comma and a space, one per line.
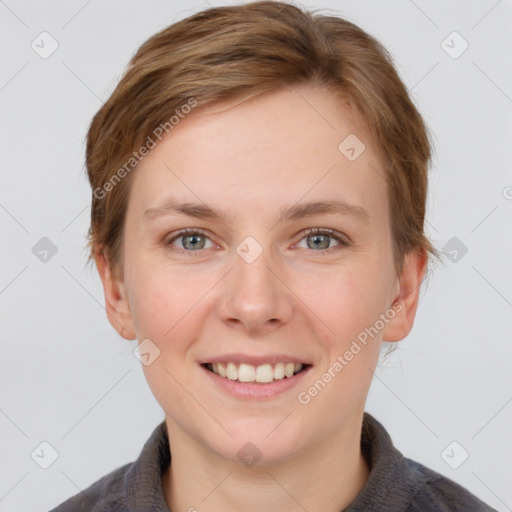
129, 84, 387, 221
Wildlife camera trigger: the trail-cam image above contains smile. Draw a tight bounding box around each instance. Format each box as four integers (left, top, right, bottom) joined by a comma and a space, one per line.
203, 362, 310, 383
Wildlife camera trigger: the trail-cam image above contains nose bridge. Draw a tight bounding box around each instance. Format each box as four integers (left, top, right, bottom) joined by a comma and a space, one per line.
217, 237, 292, 332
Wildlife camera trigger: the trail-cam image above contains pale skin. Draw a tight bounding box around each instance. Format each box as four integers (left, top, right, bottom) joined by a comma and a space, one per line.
95, 83, 427, 512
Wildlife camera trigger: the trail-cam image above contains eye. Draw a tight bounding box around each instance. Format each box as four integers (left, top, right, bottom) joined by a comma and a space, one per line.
295, 228, 350, 252
164, 227, 350, 255
165, 228, 215, 252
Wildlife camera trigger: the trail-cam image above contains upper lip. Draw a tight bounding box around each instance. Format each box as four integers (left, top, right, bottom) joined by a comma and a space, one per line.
199, 353, 312, 366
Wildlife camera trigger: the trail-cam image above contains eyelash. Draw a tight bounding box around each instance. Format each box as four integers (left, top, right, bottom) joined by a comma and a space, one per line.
164, 227, 350, 255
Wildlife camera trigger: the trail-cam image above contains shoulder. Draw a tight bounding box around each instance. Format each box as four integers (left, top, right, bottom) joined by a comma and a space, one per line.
49, 420, 170, 511
349, 413, 497, 512
48, 461, 132, 512
403, 457, 497, 512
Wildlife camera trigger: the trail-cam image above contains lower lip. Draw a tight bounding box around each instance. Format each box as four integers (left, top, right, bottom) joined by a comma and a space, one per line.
200, 364, 312, 399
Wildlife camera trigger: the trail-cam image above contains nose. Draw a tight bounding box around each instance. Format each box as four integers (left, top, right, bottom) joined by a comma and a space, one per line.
216, 244, 293, 336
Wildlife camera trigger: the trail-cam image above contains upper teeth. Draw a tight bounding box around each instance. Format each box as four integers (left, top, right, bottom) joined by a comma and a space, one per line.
210, 362, 303, 383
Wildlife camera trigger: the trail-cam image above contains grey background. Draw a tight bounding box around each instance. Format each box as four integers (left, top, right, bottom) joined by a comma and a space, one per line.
0, 0, 511, 510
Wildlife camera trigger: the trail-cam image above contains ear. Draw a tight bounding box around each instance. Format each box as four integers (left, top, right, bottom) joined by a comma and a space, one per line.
94, 247, 136, 340
382, 248, 428, 342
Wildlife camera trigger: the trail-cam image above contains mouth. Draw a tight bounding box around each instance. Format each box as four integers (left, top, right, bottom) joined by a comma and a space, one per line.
201, 361, 312, 384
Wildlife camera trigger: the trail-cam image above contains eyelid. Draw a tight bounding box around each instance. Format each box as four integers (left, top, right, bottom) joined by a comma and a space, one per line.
297, 227, 349, 243
293, 227, 350, 250
164, 227, 350, 253
164, 228, 218, 250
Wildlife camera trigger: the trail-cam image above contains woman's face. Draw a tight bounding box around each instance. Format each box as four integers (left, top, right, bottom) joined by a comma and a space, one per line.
99, 84, 425, 464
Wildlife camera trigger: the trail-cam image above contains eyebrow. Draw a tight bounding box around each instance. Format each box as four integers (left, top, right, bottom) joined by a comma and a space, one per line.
143, 199, 370, 224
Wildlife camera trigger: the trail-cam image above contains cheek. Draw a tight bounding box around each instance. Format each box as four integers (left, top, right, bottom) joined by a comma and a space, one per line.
128, 280, 168, 338
129, 266, 203, 399
295, 268, 387, 419
126, 262, 179, 339
299, 263, 390, 347
127, 260, 215, 342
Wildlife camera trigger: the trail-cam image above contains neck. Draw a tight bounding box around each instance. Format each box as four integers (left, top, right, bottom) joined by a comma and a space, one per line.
161, 413, 370, 512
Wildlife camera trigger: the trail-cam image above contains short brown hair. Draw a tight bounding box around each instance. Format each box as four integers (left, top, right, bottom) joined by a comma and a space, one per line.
85, 0, 440, 279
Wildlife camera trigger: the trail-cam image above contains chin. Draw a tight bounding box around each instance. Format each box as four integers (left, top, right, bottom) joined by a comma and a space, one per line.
206, 419, 308, 466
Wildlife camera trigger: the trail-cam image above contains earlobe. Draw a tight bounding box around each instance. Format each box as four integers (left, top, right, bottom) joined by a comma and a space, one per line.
94, 248, 136, 340
382, 248, 428, 343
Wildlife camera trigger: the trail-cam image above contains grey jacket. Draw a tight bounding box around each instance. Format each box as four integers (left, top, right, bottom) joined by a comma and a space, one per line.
49, 412, 496, 511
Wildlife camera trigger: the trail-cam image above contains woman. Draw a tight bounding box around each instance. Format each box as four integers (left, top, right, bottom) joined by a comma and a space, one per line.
50, 1, 496, 510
